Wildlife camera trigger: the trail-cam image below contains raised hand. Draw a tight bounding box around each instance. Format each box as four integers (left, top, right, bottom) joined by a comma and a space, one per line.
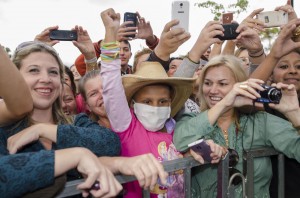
72, 25, 96, 60
136, 12, 154, 41
240, 8, 265, 32
189, 21, 224, 62
269, 18, 300, 59
100, 8, 121, 43
34, 26, 60, 46
154, 19, 191, 60
236, 23, 263, 54
275, 0, 298, 21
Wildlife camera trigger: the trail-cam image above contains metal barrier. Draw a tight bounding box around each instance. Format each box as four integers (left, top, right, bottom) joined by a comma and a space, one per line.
243, 147, 285, 198
57, 147, 284, 198
57, 155, 229, 198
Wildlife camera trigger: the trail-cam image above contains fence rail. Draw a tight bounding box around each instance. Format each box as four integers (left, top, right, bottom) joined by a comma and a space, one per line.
57, 147, 284, 198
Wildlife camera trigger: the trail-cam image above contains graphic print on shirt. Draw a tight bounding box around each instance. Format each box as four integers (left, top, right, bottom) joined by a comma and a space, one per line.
151, 141, 184, 198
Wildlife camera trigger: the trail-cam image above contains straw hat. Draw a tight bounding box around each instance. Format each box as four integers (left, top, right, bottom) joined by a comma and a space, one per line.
122, 61, 196, 117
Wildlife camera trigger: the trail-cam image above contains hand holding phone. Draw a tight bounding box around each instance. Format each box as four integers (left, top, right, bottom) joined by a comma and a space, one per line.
257, 11, 288, 28
49, 30, 78, 41
188, 139, 212, 162
171, 1, 190, 32
124, 12, 137, 38
214, 23, 239, 41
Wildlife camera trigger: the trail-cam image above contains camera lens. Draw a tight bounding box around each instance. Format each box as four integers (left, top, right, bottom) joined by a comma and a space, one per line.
268, 88, 282, 103
180, 3, 183, 6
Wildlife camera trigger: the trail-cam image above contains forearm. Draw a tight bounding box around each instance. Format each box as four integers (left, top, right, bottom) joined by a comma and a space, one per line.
249, 53, 280, 82
210, 43, 223, 59
222, 40, 235, 55
57, 115, 121, 156
207, 101, 230, 125
100, 59, 132, 132
39, 123, 58, 142
54, 148, 82, 176
0, 47, 33, 124
98, 156, 124, 174
0, 151, 54, 197
248, 48, 266, 65
173, 57, 199, 77
284, 108, 300, 129
146, 35, 159, 50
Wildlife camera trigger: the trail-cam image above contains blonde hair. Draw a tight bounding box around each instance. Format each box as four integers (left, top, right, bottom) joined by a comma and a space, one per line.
78, 70, 101, 121
198, 55, 247, 112
132, 48, 152, 73
12, 42, 70, 124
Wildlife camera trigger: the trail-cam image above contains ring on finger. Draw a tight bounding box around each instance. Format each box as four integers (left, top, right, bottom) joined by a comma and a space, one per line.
239, 84, 248, 89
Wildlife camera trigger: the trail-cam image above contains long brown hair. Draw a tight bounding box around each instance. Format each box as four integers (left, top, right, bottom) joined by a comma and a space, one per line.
12, 41, 71, 124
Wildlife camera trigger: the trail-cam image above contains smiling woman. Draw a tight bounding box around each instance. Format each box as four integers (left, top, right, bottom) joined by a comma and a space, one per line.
0, 41, 122, 197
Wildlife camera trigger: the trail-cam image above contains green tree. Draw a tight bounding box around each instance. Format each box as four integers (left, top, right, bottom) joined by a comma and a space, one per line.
259, 27, 280, 52
195, 0, 249, 21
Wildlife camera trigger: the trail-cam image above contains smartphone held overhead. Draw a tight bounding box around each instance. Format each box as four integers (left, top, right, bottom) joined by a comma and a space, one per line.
257, 11, 288, 28
49, 30, 77, 41
215, 23, 239, 41
171, 0, 190, 32
124, 12, 137, 38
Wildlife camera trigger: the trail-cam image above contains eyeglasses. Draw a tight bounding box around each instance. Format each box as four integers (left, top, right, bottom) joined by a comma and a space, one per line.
227, 148, 243, 186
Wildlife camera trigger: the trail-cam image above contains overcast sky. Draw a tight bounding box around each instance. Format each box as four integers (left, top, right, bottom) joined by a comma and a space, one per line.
0, 0, 297, 66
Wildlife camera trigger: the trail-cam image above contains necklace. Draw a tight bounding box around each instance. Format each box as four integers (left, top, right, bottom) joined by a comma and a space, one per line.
222, 129, 229, 147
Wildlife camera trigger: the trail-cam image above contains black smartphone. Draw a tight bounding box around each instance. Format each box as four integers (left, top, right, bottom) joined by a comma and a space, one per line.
188, 139, 212, 162
124, 12, 137, 38
215, 23, 239, 40
49, 30, 78, 41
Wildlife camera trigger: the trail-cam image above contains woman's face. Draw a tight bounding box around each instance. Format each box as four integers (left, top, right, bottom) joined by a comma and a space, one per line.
64, 73, 72, 87
70, 66, 81, 81
237, 50, 250, 74
19, 52, 61, 111
202, 66, 236, 108
84, 76, 107, 117
61, 85, 77, 116
272, 52, 300, 91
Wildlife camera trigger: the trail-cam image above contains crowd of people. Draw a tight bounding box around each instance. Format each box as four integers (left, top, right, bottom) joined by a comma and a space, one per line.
0, 0, 300, 197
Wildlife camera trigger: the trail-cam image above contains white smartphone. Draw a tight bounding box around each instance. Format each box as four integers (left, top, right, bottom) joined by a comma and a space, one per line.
188, 139, 212, 162
171, 0, 190, 32
257, 11, 288, 28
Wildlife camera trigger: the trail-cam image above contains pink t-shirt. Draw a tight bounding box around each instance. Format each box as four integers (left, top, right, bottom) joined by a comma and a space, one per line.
117, 110, 184, 198
101, 59, 184, 198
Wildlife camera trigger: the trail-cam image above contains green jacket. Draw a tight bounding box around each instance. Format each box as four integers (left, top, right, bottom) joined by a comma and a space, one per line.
174, 111, 300, 198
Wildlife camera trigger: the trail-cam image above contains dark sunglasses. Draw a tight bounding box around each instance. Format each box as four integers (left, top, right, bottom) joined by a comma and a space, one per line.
228, 148, 243, 186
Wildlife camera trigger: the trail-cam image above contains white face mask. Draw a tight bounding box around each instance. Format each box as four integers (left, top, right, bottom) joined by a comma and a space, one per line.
133, 102, 171, 132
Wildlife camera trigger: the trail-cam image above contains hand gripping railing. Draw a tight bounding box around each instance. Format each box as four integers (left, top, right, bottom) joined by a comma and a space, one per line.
57, 147, 284, 198
57, 154, 230, 198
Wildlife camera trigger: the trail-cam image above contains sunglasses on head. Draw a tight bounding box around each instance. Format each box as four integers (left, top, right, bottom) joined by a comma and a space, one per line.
13, 41, 58, 59
227, 148, 243, 186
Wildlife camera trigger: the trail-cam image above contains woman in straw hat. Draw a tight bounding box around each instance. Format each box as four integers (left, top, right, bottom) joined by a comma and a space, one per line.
99, 8, 224, 198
